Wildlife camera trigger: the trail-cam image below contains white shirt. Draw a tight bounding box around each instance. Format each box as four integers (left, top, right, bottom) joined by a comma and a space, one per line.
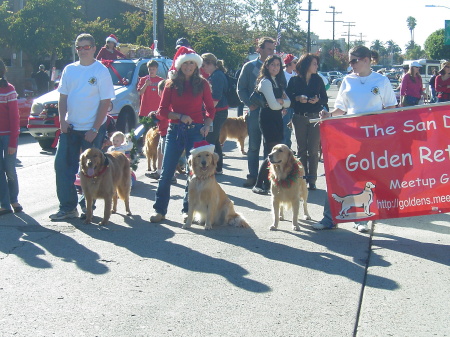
257, 77, 291, 110
284, 70, 296, 85
58, 60, 115, 130
335, 72, 397, 115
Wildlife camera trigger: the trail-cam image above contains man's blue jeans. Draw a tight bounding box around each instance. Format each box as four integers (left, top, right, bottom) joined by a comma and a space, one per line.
246, 107, 262, 179
0, 135, 19, 210
153, 123, 204, 216
54, 124, 106, 212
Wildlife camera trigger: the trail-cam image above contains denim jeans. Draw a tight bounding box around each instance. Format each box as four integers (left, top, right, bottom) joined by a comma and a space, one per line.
0, 135, 19, 210
320, 195, 335, 227
153, 123, 205, 216
282, 107, 294, 148
246, 107, 262, 179
54, 124, 106, 212
206, 109, 228, 172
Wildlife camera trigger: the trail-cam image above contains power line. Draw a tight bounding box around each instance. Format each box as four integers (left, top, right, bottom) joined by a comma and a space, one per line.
342, 22, 356, 53
325, 6, 343, 68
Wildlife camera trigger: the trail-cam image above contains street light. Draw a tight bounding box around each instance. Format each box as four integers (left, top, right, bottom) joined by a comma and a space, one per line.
425, 4, 450, 9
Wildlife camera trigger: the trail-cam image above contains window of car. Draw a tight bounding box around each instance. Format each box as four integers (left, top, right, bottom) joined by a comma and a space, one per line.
107, 63, 136, 85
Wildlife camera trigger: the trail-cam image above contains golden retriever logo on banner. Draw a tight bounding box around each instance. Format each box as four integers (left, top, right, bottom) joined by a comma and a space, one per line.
332, 182, 376, 220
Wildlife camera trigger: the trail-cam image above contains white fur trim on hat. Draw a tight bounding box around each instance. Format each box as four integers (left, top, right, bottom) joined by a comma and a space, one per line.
174, 52, 203, 71
106, 34, 118, 45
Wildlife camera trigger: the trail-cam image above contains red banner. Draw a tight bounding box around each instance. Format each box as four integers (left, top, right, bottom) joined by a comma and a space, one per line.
320, 103, 450, 223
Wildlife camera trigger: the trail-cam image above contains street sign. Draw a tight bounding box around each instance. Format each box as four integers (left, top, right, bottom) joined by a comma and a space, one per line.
445, 20, 450, 46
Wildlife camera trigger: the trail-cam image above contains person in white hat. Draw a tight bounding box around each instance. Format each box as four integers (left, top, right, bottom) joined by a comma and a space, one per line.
96, 34, 126, 61
400, 61, 425, 107
150, 46, 216, 223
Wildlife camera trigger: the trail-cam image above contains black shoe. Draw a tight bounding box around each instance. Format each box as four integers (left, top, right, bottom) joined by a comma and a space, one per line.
243, 177, 256, 188
308, 183, 317, 190
252, 186, 269, 195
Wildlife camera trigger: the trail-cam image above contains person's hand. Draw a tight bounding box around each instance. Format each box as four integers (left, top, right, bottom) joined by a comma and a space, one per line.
281, 108, 287, 116
200, 125, 210, 137
296, 95, 308, 103
60, 120, 70, 133
7, 147, 16, 155
180, 114, 192, 125
276, 98, 284, 105
308, 95, 319, 104
84, 130, 98, 143
319, 109, 332, 119
249, 104, 258, 111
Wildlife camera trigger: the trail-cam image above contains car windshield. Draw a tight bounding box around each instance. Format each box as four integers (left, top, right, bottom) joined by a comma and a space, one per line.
108, 62, 136, 86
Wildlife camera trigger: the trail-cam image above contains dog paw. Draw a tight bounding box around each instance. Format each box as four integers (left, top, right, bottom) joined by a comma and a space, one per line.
241, 151, 247, 155
303, 215, 311, 220
205, 224, 212, 230
293, 225, 300, 231
126, 212, 132, 216
182, 223, 191, 229
269, 225, 277, 230
111, 210, 116, 214
84, 219, 91, 225
99, 221, 108, 226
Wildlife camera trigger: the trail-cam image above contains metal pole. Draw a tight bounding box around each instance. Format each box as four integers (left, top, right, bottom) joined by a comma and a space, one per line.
152, 0, 157, 44
307, 0, 311, 53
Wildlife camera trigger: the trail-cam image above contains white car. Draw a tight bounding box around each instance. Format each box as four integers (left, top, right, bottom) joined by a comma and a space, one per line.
28, 56, 172, 149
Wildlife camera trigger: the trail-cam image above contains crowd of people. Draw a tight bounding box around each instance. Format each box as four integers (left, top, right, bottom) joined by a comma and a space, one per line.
2, 32, 449, 236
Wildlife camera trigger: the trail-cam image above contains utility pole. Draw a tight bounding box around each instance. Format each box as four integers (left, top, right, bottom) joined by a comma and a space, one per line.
342, 22, 356, 53
356, 32, 367, 45
300, 0, 318, 53
325, 6, 342, 69
156, 0, 164, 52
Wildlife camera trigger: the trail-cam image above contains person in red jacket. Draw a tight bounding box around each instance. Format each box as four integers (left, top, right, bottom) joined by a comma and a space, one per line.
96, 34, 126, 61
137, 60, 163, 118
436, 61, 450, 102
150, 47, 215, 223
0, 59, 22, 215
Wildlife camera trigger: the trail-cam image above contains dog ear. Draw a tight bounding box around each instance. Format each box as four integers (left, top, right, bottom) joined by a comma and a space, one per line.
187, 155, 193, 170
212, 152, 219, 166
80, 152, 87, 174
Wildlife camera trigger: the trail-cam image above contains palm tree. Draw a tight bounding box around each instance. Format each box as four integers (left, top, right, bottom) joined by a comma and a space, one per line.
406, 16, 417, 44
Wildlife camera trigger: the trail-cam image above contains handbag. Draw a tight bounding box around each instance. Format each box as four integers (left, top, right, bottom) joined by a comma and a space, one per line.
249, 87, 267, 108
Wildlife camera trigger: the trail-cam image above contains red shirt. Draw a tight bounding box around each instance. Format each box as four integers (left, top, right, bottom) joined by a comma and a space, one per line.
0, 84, 20, 148
400, 74, 423, 99
435, 75, 450, 94
96, 47, 126, 61
137, 75, 163, 116
158, 79, 215, 124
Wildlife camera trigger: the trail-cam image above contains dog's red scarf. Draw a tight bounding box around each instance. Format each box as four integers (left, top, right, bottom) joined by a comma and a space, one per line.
268, 159, 303, 188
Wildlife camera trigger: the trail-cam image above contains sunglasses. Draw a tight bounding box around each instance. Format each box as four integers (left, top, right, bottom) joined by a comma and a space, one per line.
349, 58, 362, 65
75, 45, 93, 51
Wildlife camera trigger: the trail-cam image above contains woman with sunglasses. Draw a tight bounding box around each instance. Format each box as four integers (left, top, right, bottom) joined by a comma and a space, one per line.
400, 61, 425, 107
314, 45, 397, 233
96, 34, 126, 61
286, 53, 327, 191
435, 61, 450, 103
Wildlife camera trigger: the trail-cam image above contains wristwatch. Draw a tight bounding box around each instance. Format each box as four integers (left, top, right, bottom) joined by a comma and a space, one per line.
90, 127, 98, 133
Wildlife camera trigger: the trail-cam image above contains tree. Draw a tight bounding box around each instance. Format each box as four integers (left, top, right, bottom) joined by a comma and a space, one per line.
424, 29, 450, 60
406, 16, 417, 44
385, 40, 402, 65
6, 0, 80, 67
404, 43, 425, 60
78, 18, 113, 51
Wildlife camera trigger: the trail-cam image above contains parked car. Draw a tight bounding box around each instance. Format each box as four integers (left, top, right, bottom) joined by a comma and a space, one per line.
18, 90, 35, 132
319, 71, 331, 83
28, 56, 172, 149
331, 77, 343, 89
327, 71, 344, 82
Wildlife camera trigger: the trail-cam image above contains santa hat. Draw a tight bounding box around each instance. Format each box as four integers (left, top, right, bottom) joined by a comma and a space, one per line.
283, 54, 297, 66
106, 34, 119, 46
190, 140, 215, 157
168, 46, 203, 79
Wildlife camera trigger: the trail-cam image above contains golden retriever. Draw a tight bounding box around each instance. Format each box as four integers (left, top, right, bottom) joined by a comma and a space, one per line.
219, 116, 248, 155
268, 144, 311, 231
332, 182, 376, 218
79, 148, 131, 225
144, 126, 160, 172
183, 150, 249, 230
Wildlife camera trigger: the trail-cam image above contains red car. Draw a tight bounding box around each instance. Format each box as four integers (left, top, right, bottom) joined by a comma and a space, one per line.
17, 91, 34, 131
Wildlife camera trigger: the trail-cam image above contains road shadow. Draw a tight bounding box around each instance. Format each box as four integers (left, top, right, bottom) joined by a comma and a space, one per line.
76, 216, 271, 293
0, 212, 109, 274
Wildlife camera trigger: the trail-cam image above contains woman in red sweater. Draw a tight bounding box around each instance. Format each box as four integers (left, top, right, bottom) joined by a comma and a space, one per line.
96, 34, 126, 61
0, 59, 22, 216
400, 61, 425, 107
436, 61, 450, 103
150, 47, 215, 223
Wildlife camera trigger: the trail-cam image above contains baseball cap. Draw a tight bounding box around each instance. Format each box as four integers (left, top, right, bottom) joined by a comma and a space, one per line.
176, 38, 190, 49
410, 61, 422, 68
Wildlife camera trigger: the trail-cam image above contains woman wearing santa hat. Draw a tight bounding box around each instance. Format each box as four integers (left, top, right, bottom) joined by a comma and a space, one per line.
150, 47, 216, 223
96, 34, 126, 60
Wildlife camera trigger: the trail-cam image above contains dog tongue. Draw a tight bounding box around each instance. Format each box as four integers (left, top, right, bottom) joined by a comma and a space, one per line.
87, 168, 95, 176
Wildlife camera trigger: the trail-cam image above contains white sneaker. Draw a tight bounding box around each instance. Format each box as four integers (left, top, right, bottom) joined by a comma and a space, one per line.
357, 224, 369, 232
49, 209, 79, 220
312, 221, 336, 230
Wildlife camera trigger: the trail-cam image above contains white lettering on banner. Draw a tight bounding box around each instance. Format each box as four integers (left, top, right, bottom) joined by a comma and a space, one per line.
443, 115, 450, 128
346, 150, 413, 171
419, 145, 450, 163
360, 124, 396, 137
403, 120, 437, 133
441, 174, 449, 184
390, 177, 437, 189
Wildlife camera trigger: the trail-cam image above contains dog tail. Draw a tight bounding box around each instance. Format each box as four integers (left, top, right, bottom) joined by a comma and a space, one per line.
332, 193, 344, 203
227, 213, 250, 228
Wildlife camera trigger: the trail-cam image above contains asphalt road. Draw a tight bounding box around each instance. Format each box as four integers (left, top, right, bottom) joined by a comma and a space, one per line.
1, 86, 449, 337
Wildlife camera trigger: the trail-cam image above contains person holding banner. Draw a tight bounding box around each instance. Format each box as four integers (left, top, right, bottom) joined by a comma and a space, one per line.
286, 53, 327, 191
435, 61, 450, 103
314, 45, 397, 232
400, 61, 425, 107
